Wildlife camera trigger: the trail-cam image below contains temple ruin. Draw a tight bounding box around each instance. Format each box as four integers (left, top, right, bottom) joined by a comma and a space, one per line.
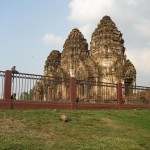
35, 16, 136, 102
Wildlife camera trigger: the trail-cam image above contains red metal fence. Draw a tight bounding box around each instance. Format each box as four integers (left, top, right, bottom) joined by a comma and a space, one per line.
122, 85, 150, 104
76, 80, 117, 104
11, 72, 42, 100
0, 70, 150, 110
11, 72, 70, 101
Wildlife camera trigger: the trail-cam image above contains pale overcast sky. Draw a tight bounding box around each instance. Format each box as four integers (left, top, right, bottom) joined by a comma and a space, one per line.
0, 0, 150, 86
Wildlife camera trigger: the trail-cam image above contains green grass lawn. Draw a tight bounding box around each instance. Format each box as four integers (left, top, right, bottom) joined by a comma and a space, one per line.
0, 109, 150, 150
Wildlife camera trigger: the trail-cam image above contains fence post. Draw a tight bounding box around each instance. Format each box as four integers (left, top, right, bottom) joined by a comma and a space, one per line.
69, 77, 77, 109
116, 83, 123, 104
3, 70, 12, 101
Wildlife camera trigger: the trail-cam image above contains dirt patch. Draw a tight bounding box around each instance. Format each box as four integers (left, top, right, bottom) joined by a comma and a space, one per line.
101, 117, 122, 129
0, 118, 26, 133
0, 117, 56, 142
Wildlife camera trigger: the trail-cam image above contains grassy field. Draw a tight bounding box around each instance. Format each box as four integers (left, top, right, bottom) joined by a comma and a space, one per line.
0, 109, 150, 150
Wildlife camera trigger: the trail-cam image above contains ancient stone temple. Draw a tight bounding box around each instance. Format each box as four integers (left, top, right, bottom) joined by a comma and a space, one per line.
36, 16, 136, 101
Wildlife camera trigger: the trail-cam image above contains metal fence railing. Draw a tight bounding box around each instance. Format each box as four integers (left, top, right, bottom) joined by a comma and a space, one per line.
11, 72, 70, 101
11, 73, 41, 100
0, 71, 5, 99
76, 80, 117, 104
122, 85, 150, 104
1, 70, 150, 105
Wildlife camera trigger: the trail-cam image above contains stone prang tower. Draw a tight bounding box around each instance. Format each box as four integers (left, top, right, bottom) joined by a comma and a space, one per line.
90, 16, 136, 84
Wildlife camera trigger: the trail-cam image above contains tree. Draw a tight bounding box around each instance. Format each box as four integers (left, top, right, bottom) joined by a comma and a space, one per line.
20, 89, 33, 100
